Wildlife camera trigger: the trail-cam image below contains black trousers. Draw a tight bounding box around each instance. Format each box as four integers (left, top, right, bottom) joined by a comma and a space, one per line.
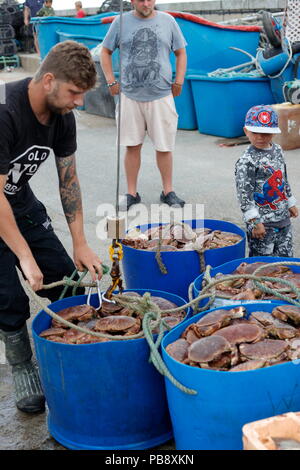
0, 202, 84, 331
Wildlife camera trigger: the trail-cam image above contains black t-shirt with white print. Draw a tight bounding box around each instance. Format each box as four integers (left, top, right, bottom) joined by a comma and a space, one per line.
0, 78, 77, 217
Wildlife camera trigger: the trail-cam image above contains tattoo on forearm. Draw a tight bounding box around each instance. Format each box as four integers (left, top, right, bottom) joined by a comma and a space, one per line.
56, 155, 82, 224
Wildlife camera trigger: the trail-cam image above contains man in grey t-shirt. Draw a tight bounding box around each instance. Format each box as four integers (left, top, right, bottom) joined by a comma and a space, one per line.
101, 0, 187, 210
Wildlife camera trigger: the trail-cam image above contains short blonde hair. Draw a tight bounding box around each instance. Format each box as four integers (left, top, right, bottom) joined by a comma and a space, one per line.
75, 1, 82, 7
35, 41, 96, 90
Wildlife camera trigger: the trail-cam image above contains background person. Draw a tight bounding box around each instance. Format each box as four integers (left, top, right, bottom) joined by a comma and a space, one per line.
23, 0, 44, 54
75, 1, 86, 18
36, 0, 55, 17
235, 104, 298, 257
0, 41, 103, 414
100, 0, 187, 210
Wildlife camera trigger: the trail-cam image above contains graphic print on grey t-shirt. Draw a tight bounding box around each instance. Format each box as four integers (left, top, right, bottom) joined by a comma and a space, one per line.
124, 28, 160, 90
4, 145, 51, 196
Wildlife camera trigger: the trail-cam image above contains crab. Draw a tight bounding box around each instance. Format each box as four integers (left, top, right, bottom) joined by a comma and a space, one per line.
234, 262, 291, 277
39, 327, 66, 338
212, 323, 265, 346
231, 359, 267, 372
272, 305, 300, 326
250, 310, 297, 340
94, 315, 140, 335
239, 339, 289, 363
286, 338, 300, 361
165, 338, 189, 363
182, 307, 245, 339
52, 304, 97, 328
150, 297, 185, 320
100, 300, 124, 317
186, 336, 232, 369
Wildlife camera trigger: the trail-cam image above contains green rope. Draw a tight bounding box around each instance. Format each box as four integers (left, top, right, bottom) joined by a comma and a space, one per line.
58, 264, 110, 300
142, 311, 197, 395
27, 260, 300, 396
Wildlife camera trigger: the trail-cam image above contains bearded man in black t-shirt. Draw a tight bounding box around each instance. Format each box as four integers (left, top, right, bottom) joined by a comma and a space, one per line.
0, 41, 103, 414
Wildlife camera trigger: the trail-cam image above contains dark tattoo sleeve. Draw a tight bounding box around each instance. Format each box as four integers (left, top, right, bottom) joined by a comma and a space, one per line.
55, 155, 82, 224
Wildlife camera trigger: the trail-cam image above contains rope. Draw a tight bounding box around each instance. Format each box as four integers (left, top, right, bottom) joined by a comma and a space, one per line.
28, 260, 300, 395
155, 232, 168, 275
142, 311, 197, 395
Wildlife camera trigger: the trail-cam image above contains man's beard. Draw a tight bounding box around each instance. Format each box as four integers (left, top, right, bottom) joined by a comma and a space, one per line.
46, 85, 71, 115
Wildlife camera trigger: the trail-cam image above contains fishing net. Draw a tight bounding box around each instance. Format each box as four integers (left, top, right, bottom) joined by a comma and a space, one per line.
283, 0, 300, 44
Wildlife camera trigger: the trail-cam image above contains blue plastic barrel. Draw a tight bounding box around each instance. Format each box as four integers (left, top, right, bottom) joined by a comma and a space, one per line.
32, 289, 190, 450
189, 74, 275, 138
57, 31, 104, 49
122, 220, 246, 301
193, 256, 300, 309
174, 75, 197, 130
162, 302, 300, 450
32, 14, 117, 59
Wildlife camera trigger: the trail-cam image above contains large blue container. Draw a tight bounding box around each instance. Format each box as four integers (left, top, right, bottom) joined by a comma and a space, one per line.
122, 220, 246, 301
57, 31, 104, 49
193, 256, 300, 308
190, 74, 275, 138
162, 302, 300, 450
32, 289, 189, 450
32, 14, 118, 59
175, 73, 197, 130
172, 16, 260, 72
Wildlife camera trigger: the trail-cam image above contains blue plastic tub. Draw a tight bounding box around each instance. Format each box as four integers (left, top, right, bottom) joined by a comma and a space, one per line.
32, 14, 118, 59
32, 288, 190, 450
190, 74, 275, 138
175, 73, 197, 130
57, 31, 103, 49
162, 301, 300, 450
122, 220, 246, 301
193, 256, 300, 309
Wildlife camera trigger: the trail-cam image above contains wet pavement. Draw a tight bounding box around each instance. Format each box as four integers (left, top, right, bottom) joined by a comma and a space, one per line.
1, 67, 300, 451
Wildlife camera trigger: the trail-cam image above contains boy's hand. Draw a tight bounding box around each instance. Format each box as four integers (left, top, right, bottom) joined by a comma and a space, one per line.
289, 206, 299, 218
252, 223, 266, 239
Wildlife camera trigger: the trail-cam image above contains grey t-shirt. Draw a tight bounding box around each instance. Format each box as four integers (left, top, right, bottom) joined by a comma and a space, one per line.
102, 11, 187, 102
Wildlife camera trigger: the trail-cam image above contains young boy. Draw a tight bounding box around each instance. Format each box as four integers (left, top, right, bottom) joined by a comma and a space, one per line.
36, 0, 55, 16
235, 104, 298, 257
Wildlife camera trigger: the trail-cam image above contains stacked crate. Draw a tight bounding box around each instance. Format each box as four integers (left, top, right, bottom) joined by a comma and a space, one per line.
0, 1, 19, 68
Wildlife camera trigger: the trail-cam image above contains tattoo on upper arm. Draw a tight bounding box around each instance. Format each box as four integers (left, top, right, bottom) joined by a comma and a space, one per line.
55, 155, 82, 224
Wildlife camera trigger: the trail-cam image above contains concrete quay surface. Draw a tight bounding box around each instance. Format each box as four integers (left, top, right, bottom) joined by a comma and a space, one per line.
1, 68, 300, 451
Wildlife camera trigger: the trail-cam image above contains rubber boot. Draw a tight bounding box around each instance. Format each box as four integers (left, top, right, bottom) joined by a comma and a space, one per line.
0, 324, 45, 413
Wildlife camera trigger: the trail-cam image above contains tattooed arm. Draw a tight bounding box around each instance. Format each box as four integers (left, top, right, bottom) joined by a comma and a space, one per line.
55, 155, 103, 280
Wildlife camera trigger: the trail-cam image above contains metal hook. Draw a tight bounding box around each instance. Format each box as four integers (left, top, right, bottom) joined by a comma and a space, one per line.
87, 279, 103, 309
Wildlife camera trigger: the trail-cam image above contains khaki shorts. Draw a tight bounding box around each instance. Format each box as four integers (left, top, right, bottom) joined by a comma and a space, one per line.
116, 93, 178, 152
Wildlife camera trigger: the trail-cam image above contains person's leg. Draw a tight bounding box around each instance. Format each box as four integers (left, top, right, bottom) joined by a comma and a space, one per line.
124, 144, 143, 197
25, 220, 85, 301
273, 225, 294, 257
247, 227, 276, 257
116, 94, 145, 209
0, 242, 45, 414
33, 30, 40, 56
156, 150, 173, 196
147, 95, 184, 206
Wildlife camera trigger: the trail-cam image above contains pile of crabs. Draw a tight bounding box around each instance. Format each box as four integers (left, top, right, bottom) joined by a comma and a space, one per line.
208, 262, 300, 301
166, 304, 300, 372
39, 293, 186, 344
122, 223, 242, 252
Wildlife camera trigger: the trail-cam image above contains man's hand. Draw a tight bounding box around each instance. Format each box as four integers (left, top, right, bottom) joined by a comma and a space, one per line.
252, 223, 266, 239
172, 83, 183, 97
73, 242, 103, 281
108, 82, 120, 96
289, 206, 299, 218
19, 255, 44, 291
